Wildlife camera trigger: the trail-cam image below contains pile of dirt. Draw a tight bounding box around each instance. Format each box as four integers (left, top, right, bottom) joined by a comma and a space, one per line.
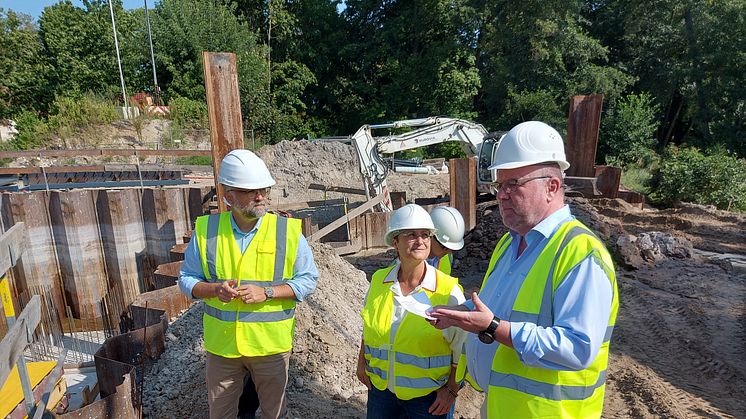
141, 242, 372, 418
257, 139, 451, 205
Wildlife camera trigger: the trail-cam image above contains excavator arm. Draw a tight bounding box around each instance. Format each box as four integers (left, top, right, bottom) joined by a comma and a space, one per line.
351, 117, 491, 211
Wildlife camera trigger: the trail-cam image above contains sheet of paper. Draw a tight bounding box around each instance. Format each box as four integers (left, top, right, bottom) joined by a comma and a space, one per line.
395, 292, 435, 320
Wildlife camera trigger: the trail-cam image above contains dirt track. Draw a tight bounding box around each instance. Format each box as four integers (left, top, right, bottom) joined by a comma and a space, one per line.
593, 201, 746, 418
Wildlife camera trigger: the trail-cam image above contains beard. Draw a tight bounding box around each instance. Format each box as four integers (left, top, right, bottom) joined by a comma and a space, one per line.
237, 203, 266, 219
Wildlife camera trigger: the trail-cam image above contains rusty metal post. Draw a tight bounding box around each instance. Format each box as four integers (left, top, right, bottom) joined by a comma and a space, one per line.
566, 94, 604, 177
202, 52, 246, 213
449, 158, 476, 231
48, 190, 107, 319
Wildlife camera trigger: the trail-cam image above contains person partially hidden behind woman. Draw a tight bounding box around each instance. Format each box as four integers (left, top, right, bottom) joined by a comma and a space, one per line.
356, 204, 467, 418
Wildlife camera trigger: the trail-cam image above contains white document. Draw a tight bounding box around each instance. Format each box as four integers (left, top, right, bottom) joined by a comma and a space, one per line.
395, 292, 435, 320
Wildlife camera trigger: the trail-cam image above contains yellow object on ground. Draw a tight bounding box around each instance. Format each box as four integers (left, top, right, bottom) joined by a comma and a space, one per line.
0, 361, 58, 417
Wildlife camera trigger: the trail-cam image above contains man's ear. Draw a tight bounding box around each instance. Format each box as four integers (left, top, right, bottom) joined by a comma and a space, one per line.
547, 177, 563, 194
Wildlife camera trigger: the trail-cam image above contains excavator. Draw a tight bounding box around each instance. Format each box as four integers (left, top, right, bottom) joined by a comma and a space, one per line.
349, 116, 500, 211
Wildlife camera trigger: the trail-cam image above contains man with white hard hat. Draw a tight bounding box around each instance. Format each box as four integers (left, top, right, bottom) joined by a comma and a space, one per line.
427, 206, 466, 275
178, 149, 319, 419
430, 121, 618, 418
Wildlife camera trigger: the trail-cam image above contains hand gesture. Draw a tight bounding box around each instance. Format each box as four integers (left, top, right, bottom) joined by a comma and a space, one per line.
429, 292, 494, 333
236, 284, 267, 304
216, 280, 239, 303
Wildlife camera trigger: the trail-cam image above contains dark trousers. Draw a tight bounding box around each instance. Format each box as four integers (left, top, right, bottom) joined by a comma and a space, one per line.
238, 375, 260, 419
366, 386, 450, 419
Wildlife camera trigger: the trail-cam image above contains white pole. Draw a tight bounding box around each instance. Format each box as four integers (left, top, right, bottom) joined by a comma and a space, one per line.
108, 0, 129, 119
144, 0, 159, 102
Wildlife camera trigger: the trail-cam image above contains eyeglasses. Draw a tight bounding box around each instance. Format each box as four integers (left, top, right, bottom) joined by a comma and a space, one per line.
490, 176, 551, 195
227, 187, 271, 198
399, 231, 432, 242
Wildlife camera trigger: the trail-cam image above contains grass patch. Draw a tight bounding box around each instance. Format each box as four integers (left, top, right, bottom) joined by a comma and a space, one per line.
176, 155, 212, 166
620, 166, 652, 195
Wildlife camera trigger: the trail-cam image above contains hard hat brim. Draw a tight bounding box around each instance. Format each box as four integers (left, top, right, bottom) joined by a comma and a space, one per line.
488, 159, 570, 171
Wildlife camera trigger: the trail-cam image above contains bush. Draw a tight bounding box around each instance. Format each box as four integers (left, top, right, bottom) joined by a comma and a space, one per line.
11, 110, 48, 150
48, 93, 118, 130
651, 145, 746, 212
599, 92, 659, 167
169, 97, 208, 129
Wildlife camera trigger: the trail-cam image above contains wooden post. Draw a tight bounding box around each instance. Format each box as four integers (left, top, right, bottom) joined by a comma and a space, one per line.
566, 94, 604, 177
449, 158, 476, 231
202, 52, 245, 213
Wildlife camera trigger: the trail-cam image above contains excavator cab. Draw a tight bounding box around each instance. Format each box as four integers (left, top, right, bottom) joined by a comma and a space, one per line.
477, 131, 505, 185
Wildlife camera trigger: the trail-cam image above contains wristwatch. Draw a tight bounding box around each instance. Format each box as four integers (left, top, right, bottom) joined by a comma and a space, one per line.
478, 316, 500, 344
263, 286, 274, 300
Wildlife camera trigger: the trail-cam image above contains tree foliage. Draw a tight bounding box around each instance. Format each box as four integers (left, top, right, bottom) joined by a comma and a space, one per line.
0, 0, 743, 166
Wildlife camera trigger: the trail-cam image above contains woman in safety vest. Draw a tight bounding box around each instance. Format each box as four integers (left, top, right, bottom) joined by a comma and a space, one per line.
356, 204, 467, 418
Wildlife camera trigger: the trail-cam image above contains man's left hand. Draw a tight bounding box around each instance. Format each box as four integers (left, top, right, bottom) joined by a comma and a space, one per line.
428, 386, 456, 415
236, 284, 267, 304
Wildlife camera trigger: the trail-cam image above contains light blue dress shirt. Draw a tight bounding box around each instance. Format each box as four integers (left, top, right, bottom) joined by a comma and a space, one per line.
465, 205, 613, 391
178, 213, 319, 301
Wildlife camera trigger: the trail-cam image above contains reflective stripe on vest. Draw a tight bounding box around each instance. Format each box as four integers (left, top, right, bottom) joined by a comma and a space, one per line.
204, 305, 295, 322
196, 212, 301, 358
362, 267, 460, 400
490, 370, 608, 401
365, 345, 451, 369
482, 220, 618, 418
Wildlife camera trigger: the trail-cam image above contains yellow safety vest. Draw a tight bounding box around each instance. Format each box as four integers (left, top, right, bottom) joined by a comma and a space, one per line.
480, 219, 618, 418
361, 266, 461, 400
194, 212, 301, 357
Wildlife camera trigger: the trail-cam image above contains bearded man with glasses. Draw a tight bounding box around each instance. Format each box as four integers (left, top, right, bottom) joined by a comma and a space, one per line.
178, 149, 319, 419
430, 121, 618, 418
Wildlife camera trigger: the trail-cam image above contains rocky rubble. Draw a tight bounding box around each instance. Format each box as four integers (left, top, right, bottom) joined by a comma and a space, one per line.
141, 242, 371, 418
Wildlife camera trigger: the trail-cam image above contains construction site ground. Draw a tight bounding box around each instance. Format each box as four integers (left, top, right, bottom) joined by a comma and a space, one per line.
143, 161, 745, 417
7, 127, 744, 418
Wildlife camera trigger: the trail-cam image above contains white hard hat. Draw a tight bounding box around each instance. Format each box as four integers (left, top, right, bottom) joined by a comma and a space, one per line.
430, 206, 465, 250
384, 204, 436, 247
217, 149, 276, 190
488, 121, 570, 171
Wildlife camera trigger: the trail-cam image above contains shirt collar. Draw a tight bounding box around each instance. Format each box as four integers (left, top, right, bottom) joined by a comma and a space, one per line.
230, 212, 263, 235
383, 261, 437, 293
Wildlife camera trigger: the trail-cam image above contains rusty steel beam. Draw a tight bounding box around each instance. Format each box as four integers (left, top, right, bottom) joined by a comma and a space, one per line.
202, 52, 245, 214
1, 193, 66, 321
449, 157, 476, 231
48, 190, 107, 319
96, 189, 147, 303
141, 189, 189, 290
566, 94, 604, 177
0, 149, 211, 158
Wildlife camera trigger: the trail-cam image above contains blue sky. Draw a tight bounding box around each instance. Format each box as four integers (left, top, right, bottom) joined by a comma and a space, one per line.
3, 0, 146, 21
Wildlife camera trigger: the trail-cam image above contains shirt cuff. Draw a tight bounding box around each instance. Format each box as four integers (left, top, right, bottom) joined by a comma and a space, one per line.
510, 321, 545, 365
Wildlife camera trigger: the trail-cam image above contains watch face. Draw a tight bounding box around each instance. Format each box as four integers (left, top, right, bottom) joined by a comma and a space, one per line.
478, 331, 495, 344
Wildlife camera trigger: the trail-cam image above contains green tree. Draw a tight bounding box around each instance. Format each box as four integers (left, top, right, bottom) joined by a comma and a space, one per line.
342, 0, 482, 126
652, 145, 746, 211
38, 1, 120, 100
476, 0, 633, 131
586, 0, 746, 156
599, 92, 659, 167
0, 10, 52, 117
153, 0, 271, 139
